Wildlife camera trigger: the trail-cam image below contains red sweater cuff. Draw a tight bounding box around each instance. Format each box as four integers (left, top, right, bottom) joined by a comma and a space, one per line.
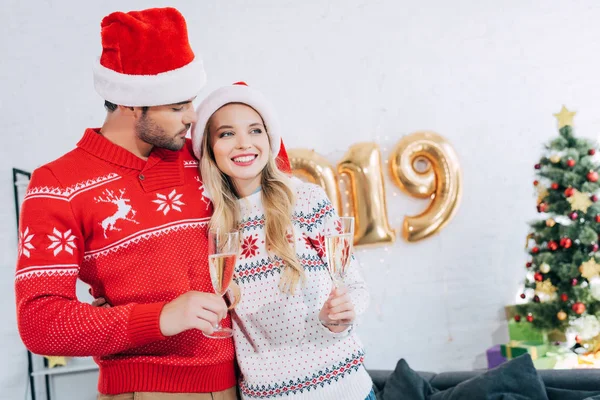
127, 302, 167, 347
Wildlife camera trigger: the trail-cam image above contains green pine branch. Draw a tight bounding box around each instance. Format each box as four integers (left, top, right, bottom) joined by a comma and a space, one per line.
519, 123, 600, 332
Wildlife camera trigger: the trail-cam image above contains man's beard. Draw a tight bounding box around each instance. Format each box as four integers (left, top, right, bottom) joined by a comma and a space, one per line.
135, 114, 189, 151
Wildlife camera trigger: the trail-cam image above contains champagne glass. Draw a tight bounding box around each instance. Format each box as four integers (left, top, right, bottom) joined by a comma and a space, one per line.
323, 216, 354, 326
204, 229, 239, 339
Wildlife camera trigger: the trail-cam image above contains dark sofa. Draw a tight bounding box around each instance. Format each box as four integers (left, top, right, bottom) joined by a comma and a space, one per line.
369, 367, 600, 400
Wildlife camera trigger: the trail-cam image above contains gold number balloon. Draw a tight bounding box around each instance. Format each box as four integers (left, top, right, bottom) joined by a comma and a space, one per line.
389, 131, 462, 242
288, 148, 342, 213
338, 143, 396, 246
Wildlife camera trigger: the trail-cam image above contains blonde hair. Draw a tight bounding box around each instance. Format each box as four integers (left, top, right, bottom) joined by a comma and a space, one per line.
200, 108, 305, 294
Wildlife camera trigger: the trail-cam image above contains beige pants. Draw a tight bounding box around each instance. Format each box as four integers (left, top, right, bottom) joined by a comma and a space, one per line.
97, 386, 238, 400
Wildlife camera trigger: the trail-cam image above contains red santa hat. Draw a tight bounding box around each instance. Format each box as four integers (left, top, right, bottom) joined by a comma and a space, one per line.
192, 82, 282, 160
93, 7, 206, 107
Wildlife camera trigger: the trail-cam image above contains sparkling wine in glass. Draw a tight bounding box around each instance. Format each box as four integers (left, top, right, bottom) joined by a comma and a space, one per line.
325, 217, 354, 286
204, 229, 239, 339
323, 217, 354, 326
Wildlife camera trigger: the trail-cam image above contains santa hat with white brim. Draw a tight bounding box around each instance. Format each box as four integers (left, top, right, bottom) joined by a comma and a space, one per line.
93, 7, 206, 107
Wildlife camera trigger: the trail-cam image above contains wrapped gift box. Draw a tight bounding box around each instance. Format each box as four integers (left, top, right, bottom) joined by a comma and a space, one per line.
505, 305, 518, 321
501, 341, 550, 360
504, 306, 565, 342
532, 355, 558, 369
486, 345, 507, 369
507, 320, 548, 342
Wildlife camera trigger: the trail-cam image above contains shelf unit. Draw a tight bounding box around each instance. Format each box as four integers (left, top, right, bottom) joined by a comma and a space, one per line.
14, 168, 100, 400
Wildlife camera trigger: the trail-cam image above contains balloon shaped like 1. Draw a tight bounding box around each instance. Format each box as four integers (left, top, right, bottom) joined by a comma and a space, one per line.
338, 143, 396, 246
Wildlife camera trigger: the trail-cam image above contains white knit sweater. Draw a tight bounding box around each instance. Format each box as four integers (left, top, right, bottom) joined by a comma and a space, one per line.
231, 180, 373, 400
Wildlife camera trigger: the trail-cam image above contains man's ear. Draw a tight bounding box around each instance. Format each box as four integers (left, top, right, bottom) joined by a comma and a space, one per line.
117, 105, 142, 119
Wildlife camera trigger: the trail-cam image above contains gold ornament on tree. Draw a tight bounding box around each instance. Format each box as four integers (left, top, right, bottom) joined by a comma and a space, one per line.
557, 310, 567, 321
389, 131, 462, 242
525, 233, 536, 250
539, 263, 551, 274
553, 105, 577, 128
546, 218, 556, 227
536, 279, 558, 296
537, 186, 549, 205
550, 154, 562, 164
580, 258, 600, 280
567, 189, 593, 213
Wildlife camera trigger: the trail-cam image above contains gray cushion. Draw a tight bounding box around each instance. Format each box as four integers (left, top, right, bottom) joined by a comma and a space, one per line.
546, 388, 600, 400
538, 369, 600, 391
379, 354, 549, 400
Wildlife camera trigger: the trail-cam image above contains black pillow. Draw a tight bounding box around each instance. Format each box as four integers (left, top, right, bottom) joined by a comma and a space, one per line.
380, 358, 434, 400
381, 354, 548, 400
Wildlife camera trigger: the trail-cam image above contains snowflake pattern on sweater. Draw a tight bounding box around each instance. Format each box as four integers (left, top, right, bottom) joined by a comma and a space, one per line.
232, 181, 373, 400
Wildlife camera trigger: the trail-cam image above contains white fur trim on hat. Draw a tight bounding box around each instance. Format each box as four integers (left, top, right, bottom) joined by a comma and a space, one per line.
191, 84, 281, 160
93, 57, 207, 107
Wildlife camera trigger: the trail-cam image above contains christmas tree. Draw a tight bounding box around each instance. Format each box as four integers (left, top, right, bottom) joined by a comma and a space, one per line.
517, 106, 600, 343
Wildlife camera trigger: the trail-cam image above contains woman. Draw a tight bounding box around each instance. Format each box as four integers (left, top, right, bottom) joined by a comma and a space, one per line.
192, 82, 375, 400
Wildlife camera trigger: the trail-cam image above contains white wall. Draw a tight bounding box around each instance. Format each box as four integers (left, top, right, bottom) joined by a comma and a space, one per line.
3, 0, 600, 397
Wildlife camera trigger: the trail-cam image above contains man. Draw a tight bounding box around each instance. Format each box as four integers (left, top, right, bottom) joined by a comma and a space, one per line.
15, 7, 289, 399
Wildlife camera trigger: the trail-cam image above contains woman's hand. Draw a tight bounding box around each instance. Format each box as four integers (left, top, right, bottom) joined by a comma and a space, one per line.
319, 286, 355, 333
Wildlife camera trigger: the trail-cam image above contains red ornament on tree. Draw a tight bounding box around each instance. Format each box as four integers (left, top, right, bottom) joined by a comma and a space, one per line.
551, 183, 559, 190
526, 314, 534, 322
593, 195, 599, 202
535, 164, 541, 169
532, 247, 540, 254
548, 241, 559, 251
572, 302, 586, 314
564, 187, 575, 197
561, 293, 568, 302
534, 272, 543, 281
590, 149, 596, 156
526, 262, 533, 268
570, 211, 579, 220
520, 293, 526, 299
514, 315, 521, 322
534, 180, 539, 186
538, 203, 548, 213
588, 171, 599, 182
567, 159, 576, 168
592, 243, 599, 252
560, 237, 573, 249
533, 295, 541, 303
595, 215, 600, 223
572, 278, 579, 286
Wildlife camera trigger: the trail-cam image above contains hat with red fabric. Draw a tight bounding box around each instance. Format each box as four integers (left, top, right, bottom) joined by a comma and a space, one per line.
93, 7, 206, 107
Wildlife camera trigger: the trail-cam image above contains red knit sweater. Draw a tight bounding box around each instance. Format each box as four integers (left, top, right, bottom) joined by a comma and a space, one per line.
16, 128, 240, 394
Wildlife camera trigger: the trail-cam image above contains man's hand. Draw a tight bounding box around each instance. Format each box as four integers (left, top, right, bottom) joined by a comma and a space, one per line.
319, 286, 356, 333
91, 297, 111, 308
159, 291, 228, 336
